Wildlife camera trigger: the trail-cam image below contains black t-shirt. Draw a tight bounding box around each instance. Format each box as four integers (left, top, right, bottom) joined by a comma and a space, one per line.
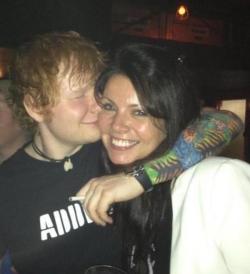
0, 142, 122, 274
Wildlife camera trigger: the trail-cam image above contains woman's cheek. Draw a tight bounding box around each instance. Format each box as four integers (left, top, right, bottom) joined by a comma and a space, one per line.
133, 120, 150, 134
98, 112, 112, 133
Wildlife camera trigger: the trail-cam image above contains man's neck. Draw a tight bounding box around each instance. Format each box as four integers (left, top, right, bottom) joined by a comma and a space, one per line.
26, 133, 83, 161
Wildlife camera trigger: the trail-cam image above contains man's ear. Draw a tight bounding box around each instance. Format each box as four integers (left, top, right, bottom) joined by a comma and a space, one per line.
23, 94, 45, 122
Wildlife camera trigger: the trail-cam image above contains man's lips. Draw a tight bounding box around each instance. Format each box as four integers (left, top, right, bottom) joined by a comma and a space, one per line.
81, 120, 98, 125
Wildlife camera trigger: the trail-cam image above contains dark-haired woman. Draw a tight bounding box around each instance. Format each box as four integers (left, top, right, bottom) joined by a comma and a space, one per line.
80, 44, 250, 274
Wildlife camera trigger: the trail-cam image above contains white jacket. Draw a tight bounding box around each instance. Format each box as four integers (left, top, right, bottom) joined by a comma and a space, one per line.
171, 157, 250, 274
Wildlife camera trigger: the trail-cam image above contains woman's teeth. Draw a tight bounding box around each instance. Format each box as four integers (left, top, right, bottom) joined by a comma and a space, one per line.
111, 138, 138, 148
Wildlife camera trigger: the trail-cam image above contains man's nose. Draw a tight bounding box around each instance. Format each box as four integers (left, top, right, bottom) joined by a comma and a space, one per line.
89, 97, 101, 114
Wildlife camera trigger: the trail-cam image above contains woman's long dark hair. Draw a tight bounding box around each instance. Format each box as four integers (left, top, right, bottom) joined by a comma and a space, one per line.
95, 43, 201, 273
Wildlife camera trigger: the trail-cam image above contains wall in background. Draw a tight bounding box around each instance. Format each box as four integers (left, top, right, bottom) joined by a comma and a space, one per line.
220, 99, 246, 160
0, 0, 112, 47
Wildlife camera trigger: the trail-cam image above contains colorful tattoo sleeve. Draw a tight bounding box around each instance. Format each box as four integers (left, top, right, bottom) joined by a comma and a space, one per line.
143, 109, 243, 185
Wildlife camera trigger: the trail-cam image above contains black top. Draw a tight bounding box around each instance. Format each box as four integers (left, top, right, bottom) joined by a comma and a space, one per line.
0, 142, 122, 274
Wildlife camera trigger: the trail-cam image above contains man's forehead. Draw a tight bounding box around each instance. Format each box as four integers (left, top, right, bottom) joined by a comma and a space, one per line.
62, 75, 94, 89
58, 61, 93, 81
58, 76, 94, 99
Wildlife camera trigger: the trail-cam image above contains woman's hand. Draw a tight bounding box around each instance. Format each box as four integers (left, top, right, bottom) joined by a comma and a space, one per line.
76, 174, 144, 226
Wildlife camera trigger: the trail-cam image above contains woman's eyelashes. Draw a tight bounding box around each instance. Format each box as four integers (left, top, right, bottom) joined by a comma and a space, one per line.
101, 103, 115, 112
99, 98, 116, 111
99, 97, 148, 117
132, 109, 147, 117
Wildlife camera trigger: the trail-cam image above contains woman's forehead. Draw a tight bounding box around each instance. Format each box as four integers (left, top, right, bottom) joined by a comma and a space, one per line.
104, 75, 140, 103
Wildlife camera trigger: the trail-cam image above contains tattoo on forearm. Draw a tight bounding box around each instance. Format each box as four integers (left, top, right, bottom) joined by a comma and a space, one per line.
144, 110, 243, 185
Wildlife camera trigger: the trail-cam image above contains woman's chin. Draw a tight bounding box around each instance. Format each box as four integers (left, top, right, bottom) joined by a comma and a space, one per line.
109, 155, 136, 166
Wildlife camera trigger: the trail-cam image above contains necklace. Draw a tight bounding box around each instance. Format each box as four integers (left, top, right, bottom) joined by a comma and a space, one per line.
31, 141, 73, 172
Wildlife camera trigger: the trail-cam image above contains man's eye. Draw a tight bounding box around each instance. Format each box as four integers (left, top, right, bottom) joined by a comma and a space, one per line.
74, 94, 85, 99
69, 91, 86, 100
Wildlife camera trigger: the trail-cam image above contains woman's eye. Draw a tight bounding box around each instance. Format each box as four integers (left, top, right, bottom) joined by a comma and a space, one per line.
133, 109, 147, 116
101, 102, 115, 111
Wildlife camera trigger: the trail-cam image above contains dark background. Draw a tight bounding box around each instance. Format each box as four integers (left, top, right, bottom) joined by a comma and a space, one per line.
0, 0, 112, 47
1, 0, 250, 50
1, 0, 250, 70
1, 0, 250, 100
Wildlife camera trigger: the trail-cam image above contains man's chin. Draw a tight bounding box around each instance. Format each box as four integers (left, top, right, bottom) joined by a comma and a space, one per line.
83, 132, 101, 144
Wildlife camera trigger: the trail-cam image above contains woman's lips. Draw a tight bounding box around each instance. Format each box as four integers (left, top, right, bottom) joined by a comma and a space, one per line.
110, 137, 139, 150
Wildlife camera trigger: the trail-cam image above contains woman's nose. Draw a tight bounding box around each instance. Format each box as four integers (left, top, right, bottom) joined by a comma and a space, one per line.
111, 113, 129, 133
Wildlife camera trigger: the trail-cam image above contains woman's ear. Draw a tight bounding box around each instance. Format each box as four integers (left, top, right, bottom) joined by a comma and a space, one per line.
23, 94, 45, 123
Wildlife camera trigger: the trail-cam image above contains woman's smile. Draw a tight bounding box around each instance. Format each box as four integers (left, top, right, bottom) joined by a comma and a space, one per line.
110, 137, 139, 150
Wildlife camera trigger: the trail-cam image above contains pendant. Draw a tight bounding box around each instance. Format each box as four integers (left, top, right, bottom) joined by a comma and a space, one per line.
64, 158, 73, 172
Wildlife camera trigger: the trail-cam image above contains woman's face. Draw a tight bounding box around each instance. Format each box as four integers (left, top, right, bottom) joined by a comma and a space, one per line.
98, 74, 167, 165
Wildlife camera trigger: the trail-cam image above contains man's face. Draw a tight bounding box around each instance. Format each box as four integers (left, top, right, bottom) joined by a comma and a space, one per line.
39, 73, 101, 148
0, 93, 24, 148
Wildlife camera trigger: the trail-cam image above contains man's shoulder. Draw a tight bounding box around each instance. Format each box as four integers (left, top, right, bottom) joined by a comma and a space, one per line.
84, 140, 102, 151
79, 140, 103, 162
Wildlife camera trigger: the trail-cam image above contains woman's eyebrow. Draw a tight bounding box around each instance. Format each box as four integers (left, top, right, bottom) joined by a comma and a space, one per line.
101, 95, 141, 108
99, 96, 116, 106
129, 104, 141, 108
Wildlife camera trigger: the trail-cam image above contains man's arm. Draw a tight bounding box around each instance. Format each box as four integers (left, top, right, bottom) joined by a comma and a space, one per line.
142, 109, 243, 187
76, 109, 243, 225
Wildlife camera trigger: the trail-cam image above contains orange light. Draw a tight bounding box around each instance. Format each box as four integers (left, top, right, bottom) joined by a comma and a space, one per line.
0, 68, 4, 79
176, 4, 189, 20
178, 5, 186, 16
0, 64, 8, 79
0, 48, 14, 79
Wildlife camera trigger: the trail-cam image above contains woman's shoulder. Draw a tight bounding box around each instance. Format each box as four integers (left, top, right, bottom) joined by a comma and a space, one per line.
171, 157, 250, 272
173, 156, 250, 206
173, 156, 250, 197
